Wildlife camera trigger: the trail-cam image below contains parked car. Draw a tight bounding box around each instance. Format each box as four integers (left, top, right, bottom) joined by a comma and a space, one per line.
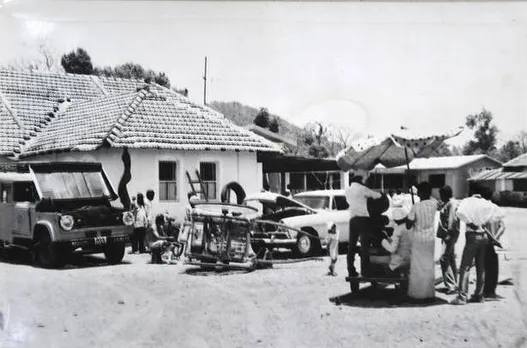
243, 191, 316, 253
0, 162, 135, 268
289, 189, 395, 257
285, 190, 352, 256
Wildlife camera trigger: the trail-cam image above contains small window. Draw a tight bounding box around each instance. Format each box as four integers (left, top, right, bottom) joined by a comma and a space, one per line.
200, 162, 217, 200
429, 174, 445, 188
159, 161, 178, 201
330, 173, 341, 189
513, 179, 527, 192
332, 195, 349, 211
289, 173, 305, 192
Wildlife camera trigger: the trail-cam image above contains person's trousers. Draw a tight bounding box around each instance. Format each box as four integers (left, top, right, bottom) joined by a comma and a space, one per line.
457, 232, 488, 301
347, 216, 371, 276
483, 244, 499, 296
440, 240, 458, 291
131, 227, 147, 253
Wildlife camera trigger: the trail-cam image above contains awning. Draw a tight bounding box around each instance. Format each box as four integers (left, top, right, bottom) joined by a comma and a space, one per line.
468, 168, 527, 181
257, 153, 341, 173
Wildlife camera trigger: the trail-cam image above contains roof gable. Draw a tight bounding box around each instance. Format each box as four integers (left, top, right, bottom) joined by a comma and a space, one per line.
0, 69, 279, 157
503, 153, 527, 168
373, 155, 501, 173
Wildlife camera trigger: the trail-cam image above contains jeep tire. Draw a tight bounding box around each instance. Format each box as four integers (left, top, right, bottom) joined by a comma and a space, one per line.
35, 232, 65, 269
104, 242, 125, 265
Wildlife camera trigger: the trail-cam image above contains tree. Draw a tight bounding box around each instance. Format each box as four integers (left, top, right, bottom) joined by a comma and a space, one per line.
269, 117, 279, 133
462, 109, 498, 156
516, 131, 527, 153
433, 143, 455, 156
61, 48, 93, 75
94, 63, 171, 88
497, 140, 522, 163
302, 122, 332, 158
6, 40, 63, 73
308, 144, 330, 158
253, 108, 270, 128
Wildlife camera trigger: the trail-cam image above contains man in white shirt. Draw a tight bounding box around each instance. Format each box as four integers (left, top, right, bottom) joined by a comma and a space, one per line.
345, 175, 382, 277
451, 184, 505, 305
481, 188, 506, 300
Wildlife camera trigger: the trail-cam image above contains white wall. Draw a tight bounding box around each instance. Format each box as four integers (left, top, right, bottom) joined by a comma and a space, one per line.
30, 148, 261, 221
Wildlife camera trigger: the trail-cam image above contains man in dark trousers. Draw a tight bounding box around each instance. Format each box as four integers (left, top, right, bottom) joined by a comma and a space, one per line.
452, 184, 504, 305
437, 186, 460, 294
482, 187, 506, 300
345, 175, 381, 277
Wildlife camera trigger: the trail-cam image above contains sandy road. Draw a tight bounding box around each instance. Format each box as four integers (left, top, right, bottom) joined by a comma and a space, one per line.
0, 208, 526, 348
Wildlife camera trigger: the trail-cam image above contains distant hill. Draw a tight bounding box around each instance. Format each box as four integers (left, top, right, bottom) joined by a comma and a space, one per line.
208, 101, 301, 140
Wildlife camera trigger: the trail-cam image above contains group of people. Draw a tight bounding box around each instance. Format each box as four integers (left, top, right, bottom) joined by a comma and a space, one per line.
343, 175, 505, 304
130, 189, 176, 264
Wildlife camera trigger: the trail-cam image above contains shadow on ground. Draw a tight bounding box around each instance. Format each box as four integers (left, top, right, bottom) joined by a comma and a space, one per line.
329, 285, 449, 309
182, 266, 255, 277
0, 248, 131, 270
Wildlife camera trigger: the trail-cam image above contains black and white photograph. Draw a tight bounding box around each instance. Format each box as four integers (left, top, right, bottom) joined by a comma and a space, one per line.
0, 0, 526, 347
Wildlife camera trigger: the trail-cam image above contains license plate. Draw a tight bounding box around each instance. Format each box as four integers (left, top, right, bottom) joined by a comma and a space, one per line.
94, 236, 107, 245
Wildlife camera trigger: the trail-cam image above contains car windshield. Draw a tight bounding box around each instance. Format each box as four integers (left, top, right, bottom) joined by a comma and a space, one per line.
34, 172, 111, 199
294, 196, 330, 210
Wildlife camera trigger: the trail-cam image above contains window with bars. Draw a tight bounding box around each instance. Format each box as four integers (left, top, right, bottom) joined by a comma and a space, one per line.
200, 162, 217, 200
159, 161, 178, 201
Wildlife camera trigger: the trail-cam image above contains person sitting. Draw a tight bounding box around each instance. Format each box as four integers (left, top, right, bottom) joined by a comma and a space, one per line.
360, 193, 391, 277
146, 214, 174, 264
380, 199, 411, 277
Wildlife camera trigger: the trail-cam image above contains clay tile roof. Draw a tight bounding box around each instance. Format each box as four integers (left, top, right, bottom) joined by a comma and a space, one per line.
0, 69, 279, 157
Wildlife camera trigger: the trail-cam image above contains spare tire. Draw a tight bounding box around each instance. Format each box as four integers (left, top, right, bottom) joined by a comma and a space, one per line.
220, 182, 246, 204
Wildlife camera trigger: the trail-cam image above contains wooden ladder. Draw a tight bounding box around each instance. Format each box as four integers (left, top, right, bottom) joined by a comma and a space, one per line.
186, 170, 209, 202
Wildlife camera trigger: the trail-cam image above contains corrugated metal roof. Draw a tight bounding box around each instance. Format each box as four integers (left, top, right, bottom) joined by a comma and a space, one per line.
468, 168, 527, 181
373, 155, 500, 173
503, 153, 527, 168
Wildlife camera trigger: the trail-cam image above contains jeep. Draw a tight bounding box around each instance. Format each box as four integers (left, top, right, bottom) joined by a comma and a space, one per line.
0, 161, 134, 268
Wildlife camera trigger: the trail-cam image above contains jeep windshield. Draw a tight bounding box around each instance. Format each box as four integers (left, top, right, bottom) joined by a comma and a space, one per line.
33, 171, 112, 199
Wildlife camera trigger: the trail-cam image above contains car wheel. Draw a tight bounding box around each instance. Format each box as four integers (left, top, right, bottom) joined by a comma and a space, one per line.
35, 232, 64, 269
104, 242, 125, 265
295, 234, 314, 257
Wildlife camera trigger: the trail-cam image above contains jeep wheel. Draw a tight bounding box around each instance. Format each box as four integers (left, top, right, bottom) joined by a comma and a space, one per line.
104, 242, 125, 265
35, 232, 64, 269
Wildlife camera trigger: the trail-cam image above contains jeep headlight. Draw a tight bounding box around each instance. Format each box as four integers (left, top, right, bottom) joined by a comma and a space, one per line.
59, 215, 74, 231
122, 211, 134, 226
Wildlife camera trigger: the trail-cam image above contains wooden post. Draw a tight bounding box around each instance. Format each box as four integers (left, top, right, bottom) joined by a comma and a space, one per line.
404, 146, 415, 204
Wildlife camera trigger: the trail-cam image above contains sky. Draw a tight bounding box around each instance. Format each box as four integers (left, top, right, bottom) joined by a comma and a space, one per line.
0, 0, 526, 147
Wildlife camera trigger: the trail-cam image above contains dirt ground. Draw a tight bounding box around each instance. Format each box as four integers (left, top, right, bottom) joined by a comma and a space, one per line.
1, 208, 526, 348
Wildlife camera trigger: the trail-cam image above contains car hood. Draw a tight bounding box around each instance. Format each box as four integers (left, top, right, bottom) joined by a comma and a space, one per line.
244, 191, 316, 212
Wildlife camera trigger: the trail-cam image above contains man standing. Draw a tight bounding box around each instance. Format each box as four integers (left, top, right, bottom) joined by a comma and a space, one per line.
437, 186, 460, 295
451, 184, 505, 305
345, 175, 382, 277
145, 189, 156, 251
481, 188, 506, 301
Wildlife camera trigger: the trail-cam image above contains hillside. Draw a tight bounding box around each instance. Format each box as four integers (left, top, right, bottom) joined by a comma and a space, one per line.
208, 101, 301, 139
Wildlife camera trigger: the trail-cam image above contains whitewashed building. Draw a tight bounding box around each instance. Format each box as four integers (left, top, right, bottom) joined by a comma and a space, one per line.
0, 69, 279, 219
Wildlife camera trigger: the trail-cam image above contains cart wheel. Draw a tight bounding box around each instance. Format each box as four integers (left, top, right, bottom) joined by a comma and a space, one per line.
350, 281, 359, 294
